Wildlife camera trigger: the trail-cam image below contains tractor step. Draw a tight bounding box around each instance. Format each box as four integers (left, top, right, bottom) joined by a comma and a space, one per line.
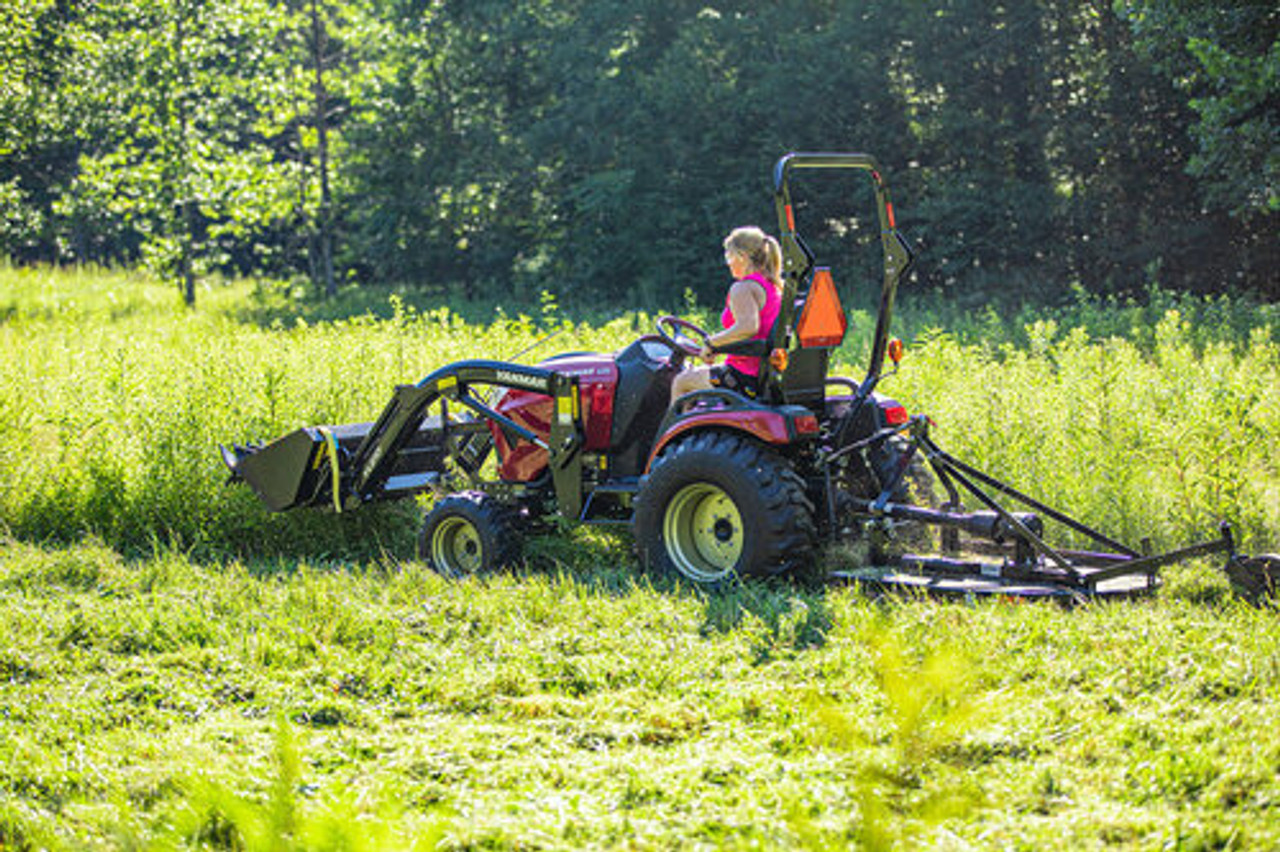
384, 471, 444, 497
590, 478, 641, 495
579, 477, 641, 525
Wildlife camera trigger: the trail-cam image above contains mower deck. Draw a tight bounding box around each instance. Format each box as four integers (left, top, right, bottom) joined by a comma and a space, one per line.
830, 564, 1159, 601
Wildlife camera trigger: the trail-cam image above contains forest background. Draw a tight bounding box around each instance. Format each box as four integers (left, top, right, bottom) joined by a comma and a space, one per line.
1, 0, 1276, 310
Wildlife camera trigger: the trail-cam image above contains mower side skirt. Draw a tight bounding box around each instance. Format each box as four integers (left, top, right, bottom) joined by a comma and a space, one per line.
830, 567, 1158, 601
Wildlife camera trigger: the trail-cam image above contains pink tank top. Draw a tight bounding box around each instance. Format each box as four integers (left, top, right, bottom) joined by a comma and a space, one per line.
720, 273, 781, 377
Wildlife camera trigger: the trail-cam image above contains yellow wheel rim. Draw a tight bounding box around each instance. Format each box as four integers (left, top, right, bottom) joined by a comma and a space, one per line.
663, 483, 743, 583
431, 516, 483, 576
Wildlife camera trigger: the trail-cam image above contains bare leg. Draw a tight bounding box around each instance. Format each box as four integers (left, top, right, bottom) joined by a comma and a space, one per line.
671, 365, 714, 404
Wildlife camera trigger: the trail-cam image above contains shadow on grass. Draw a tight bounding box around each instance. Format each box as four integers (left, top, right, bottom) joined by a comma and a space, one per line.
6, 517, 834, 655
514, 524, 837, 652
698, 582, 835, 657
11, 521, 1261, 670
2, 501, 422, 579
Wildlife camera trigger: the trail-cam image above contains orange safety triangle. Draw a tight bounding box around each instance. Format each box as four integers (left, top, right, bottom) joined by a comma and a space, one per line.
797, 267, 847, 348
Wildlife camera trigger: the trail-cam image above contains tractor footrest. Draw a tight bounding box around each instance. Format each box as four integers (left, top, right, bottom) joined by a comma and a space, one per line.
579, 478, 641, 524
591, 478, 641, 495
384, 472, 443, 497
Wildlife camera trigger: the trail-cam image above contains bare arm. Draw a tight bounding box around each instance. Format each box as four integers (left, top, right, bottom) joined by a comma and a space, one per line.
708, 279, 765, 349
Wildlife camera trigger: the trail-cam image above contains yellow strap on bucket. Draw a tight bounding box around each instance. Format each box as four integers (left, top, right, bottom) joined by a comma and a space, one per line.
316, 427, 342, 513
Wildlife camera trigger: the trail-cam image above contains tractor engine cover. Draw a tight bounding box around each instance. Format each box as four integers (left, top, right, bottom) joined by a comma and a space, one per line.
490, 354, 618, 482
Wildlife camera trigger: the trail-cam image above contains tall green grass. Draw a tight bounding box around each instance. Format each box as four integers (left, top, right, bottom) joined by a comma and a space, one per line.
0, 268, 646, 558
882, 314, 1279, 551
2, 265, 1274, 557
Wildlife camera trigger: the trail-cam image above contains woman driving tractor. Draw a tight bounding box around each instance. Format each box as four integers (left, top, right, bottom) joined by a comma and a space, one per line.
670, 225, 783, 401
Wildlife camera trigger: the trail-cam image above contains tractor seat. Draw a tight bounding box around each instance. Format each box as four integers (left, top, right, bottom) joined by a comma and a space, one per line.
760, 267, 847, 410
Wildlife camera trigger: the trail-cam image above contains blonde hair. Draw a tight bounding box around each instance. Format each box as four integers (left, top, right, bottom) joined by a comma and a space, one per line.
724, 226, 782, 288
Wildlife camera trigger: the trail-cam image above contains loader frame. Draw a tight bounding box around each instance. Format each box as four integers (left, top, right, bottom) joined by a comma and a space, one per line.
351, 361, 586, 518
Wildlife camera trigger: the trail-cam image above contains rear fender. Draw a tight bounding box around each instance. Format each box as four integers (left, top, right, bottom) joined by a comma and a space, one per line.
645, 390, 816, 473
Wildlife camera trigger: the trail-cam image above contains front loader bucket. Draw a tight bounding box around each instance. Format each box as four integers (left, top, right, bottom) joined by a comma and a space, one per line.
223, 426, 346, 512
223, 419, 449, 512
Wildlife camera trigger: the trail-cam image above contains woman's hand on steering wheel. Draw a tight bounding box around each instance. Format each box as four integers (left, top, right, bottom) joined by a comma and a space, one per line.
656, 315, 713, 362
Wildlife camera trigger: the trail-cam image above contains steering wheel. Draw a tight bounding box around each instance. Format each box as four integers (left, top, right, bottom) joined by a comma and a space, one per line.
656, 315, 712, 359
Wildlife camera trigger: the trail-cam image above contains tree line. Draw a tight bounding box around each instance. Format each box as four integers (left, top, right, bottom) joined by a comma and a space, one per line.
1, 0, 1275, 307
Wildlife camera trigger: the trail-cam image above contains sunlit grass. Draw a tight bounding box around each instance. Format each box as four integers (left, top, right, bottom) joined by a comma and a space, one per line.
0, 536, 1277, 848
0, 268, 649, 558
3, 266, 1273, 557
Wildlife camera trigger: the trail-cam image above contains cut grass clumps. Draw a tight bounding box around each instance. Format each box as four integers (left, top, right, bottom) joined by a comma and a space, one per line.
1, 537, 1278, 847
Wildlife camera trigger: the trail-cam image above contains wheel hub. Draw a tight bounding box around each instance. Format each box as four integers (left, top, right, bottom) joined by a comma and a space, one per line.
663, 483, 744, 582
431, 516, 483, 576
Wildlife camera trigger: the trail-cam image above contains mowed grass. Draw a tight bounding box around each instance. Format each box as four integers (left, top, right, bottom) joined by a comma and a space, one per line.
1, 267, 1279, 848
2, 537, 1278, 849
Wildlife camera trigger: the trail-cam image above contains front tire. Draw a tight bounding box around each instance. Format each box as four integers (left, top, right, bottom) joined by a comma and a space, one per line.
417, 492, 521, 578
634, 432, 815, 587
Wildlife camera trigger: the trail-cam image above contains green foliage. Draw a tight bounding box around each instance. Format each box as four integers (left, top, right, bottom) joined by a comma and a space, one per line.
879, 303, 1279, 553
1, 267, 1276, 561
0, 267, 638, 558
1120, 0, 1278, 218
2, 1, 1276, 303
0, 268, 1279, 847
57, 0, 319, 292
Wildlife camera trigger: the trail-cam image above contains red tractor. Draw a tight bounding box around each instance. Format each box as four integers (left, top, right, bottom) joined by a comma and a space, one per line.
224, 153, 1277, 601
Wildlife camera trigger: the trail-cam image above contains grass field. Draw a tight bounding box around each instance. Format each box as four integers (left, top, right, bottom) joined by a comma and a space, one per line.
1, 267, 1278, 849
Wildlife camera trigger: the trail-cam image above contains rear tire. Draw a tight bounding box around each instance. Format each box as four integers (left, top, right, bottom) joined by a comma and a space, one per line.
417, 492, 521, 578
634, 432, 815, 588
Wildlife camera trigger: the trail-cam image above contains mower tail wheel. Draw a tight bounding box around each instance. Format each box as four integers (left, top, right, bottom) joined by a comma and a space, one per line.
417, 491, 521, 579
634, 432, 815, 588
1225, 554, 1280, 604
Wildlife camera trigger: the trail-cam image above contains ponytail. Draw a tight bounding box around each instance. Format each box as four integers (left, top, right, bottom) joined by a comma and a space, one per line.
761, 235, 782, 289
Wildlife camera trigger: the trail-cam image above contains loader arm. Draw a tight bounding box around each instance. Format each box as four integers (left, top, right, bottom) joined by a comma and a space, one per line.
225, 361, 586, 517
349, 360, 585, 516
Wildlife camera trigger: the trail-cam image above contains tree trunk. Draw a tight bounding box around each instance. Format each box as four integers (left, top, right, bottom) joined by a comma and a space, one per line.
174, 2, 196, 307
311, 0, 335, 298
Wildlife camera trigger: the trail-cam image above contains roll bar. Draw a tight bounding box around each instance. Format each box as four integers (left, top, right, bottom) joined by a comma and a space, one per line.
771, 152, 914, 382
